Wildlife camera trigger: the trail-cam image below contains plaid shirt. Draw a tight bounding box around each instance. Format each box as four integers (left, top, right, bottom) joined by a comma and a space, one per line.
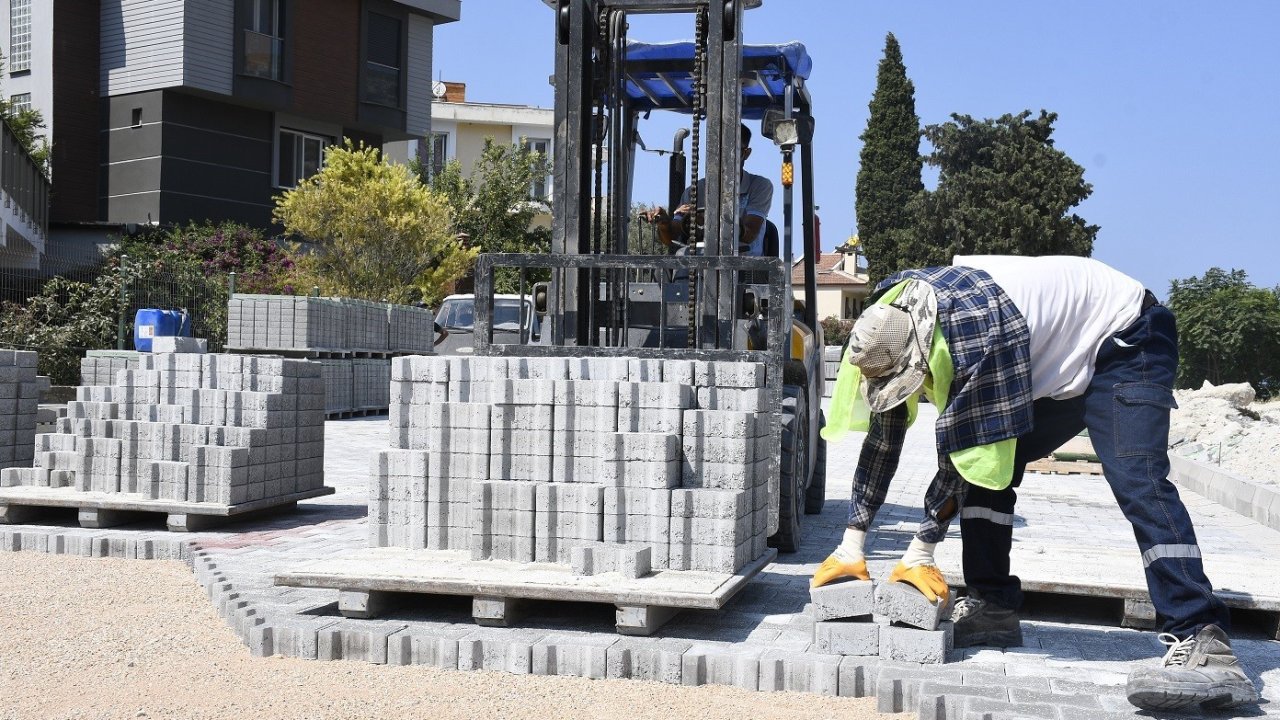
846, 266, 1031, 542
877, 266, 1034, 454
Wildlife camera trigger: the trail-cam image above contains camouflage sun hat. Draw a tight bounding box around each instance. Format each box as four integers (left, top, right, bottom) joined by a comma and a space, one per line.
845, 279, 938, 413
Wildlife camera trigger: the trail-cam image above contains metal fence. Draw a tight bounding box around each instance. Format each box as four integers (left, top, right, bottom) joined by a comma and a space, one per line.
0, 246, 230, 386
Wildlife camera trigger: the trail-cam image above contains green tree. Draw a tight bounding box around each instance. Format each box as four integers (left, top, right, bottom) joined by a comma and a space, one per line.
909, 110, 1097, 267
1167, 267, 1280, 398
855, 33, 924, 285
275, 140, 473, 305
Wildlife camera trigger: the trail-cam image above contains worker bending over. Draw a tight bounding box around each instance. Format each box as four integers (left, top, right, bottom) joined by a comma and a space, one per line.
817, 255, 1257, 713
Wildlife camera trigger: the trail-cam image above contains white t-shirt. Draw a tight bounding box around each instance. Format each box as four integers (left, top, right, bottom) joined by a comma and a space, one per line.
680, 171, 774, 255
953, 255, 1145, 400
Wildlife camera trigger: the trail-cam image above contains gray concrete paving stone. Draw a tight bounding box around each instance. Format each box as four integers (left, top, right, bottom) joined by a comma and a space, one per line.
2, 404, 1278, 716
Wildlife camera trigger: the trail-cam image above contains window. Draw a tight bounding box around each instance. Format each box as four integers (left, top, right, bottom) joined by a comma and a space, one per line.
364, 12, 401, 106
522, 138, 551, 201
422, 132, 447, 182
244, 0, 285, 81
9, 93, 31, 114
277, 128, 328, 188
9, 0, 31, 73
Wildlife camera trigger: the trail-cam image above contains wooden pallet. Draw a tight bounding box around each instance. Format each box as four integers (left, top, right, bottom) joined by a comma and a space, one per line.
1025, 459, 1104, 475
326, 408, 388, 420
275, 546, 777, 636
225, 346, 406, 360
0, 485, 334, 532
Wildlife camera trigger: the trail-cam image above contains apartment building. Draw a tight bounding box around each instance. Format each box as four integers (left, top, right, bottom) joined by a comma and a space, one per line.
1, 0, 460, 250
387, 81, 553, 227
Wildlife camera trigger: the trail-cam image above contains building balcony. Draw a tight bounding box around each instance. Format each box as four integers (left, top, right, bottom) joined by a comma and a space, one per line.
0, 119, 50, 270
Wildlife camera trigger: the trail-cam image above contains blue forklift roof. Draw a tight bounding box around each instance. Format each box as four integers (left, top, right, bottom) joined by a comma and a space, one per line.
622, 40, 812, 118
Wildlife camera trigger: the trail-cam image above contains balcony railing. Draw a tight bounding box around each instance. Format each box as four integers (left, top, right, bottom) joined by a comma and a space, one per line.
243, 29, 284, 81
0, 117, 50, 264
363, 61, 401, 107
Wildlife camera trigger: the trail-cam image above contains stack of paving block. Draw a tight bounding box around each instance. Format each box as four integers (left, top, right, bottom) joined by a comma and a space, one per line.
809, 578, 954, 665
319, 359, 354, 415
352, 358, 391, 411
0, 353, 326, 506
227, 294, 434, 355
342, 298, 391, 352
823, 345, 842, 398
80, 350, 140, 386
387, 303, 436, 354
373, 354, 776, 576
227, 294, 432, 417
227, 295, 346, 351
0, 350, 39, 471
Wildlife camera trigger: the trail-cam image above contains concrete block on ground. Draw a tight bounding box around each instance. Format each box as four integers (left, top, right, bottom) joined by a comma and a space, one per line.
878, 622, 953, 665
810, 580, 875, 621
531, 633, 617, 679
605, 639, 690, 683
814, 620, 880, 656
874, 580, 952, 630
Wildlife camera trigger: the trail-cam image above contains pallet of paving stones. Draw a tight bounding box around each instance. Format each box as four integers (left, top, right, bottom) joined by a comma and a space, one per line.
0, 352, 334, 531
276, 355, 783, 633
275, 545, 777, 636
0, 484, 334, 532
226, 294, 434, 356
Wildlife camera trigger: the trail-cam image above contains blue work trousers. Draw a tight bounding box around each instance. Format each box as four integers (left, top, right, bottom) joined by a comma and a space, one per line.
961, 304, 1230, 637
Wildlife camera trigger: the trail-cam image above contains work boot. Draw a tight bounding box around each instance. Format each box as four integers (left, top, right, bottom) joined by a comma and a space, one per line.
951, 592, 1022, 648
1126, 624, 1259, 711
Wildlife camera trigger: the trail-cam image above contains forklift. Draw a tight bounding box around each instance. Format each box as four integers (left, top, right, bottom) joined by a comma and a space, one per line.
474, 0, 826, 551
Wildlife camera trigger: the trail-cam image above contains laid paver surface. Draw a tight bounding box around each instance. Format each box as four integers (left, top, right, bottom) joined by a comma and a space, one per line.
3, 401, 1278, 718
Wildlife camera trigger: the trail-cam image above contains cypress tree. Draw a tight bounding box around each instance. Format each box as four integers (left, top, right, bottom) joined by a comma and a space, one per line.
855, 33, 924, 284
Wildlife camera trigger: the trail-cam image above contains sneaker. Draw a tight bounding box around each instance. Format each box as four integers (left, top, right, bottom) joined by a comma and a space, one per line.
1126, 624, 1259, 711
951, 594, 1022, 648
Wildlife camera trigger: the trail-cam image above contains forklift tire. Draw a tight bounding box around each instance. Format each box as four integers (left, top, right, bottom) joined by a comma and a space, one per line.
804, 410, 827, 514
769, 386, 808, 553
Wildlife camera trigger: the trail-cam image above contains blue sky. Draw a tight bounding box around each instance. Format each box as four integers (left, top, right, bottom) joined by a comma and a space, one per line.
434, 1, 1280, 295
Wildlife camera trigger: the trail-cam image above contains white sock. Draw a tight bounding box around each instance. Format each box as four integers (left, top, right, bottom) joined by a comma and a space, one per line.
901, 537, 937, 567
833, 527, 866, 562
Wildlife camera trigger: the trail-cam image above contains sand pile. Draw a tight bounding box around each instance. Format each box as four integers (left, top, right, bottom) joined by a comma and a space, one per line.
1170, 381, 1280, 487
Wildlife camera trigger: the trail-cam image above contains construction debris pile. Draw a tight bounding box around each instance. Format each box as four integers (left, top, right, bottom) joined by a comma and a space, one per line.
370, 355, 773, 575
0, 350, 39, 471
1170, 381, 1280, 488
0, 353, 326, 505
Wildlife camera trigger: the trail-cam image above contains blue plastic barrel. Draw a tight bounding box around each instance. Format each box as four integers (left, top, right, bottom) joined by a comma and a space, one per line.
134, 309, 192, 352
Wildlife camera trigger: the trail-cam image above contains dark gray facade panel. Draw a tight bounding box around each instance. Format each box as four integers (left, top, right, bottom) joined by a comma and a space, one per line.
105, 91, 166, 130
164, 90, 275, 140
161, 156, 272, 206
160, 192, 273, 227
107, 157, 163, 198
106, 124, 164, 163
162, 123, 271, 172
106, 191, 162, 225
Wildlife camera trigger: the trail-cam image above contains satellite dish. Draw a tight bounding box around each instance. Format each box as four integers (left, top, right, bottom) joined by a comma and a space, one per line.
432, 81, 447, 98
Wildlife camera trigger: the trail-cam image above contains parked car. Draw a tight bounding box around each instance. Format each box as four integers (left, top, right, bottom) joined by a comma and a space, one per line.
433, 293, 541, 354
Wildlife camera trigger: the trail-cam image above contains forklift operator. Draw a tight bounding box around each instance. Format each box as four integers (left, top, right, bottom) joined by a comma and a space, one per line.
649, 124, 773, 255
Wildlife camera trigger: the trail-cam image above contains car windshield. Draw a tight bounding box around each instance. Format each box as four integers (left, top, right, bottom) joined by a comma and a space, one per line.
437, 298, 535, 334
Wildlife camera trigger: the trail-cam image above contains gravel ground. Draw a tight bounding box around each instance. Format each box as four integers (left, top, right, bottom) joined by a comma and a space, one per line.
0, 552, 895, 720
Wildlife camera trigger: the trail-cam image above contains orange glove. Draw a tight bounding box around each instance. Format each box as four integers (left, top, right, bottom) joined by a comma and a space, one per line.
888, 562, 950, 603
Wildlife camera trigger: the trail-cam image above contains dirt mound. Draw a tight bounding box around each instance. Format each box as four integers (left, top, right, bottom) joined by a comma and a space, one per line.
1170, 381, 1280, 487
